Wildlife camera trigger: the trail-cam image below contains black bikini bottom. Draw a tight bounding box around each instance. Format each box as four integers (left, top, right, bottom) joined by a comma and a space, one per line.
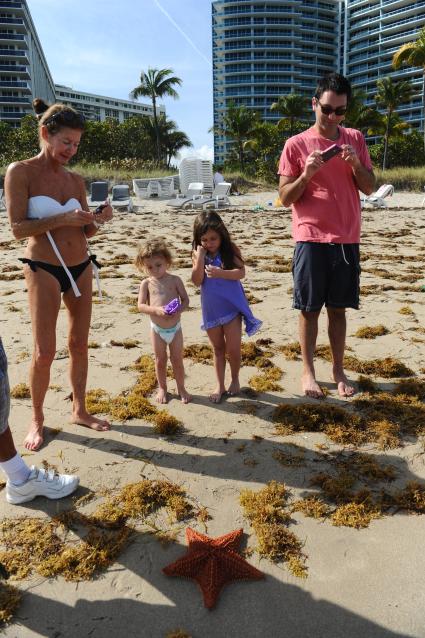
19, 255, 101, 293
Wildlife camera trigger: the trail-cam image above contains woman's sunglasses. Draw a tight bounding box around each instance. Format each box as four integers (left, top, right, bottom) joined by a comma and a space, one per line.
316, 99, 347, 116
44, 111, 85, 126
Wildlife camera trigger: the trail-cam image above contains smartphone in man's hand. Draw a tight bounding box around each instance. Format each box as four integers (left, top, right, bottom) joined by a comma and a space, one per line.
321, 144, 342, 162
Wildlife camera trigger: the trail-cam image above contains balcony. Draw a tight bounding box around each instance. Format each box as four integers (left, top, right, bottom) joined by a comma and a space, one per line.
0, 33, 26, 44
0, 79, 30, 90
0, 17, 24, 27
0, 63, 29, 77
0, 95, 29, 104
0, 48, 28, 62
0, 110, 25, 120
0, 1, 24, 10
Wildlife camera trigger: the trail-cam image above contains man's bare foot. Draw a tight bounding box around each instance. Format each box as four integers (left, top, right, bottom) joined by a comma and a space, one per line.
71, 412, 111, 431
209, 386, 226, 403
334, 371, 355, 397
156, 388, 168, 404
227, 380, 240, 396
178, 388, 192, 404
302, 373, 324, 399
24, 423, 44, 451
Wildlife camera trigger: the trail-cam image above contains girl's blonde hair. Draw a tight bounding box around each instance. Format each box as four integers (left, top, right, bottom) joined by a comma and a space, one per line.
135, 238, 173, 272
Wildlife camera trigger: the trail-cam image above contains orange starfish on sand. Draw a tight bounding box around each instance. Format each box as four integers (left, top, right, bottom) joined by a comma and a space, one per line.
162, 527, 264, 609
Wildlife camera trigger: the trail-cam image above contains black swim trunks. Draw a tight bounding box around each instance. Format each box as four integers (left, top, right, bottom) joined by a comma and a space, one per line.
292, 241, 360, 312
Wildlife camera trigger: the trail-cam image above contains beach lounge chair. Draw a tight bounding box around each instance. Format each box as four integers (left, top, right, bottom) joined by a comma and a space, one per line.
88, 181, 109, 209
166, 182, 204, 209
186, 182, 232, 210
179, 158, 213, 197
111, 184, 133, 212
361, 184, 394, 208
0, 189, 5, 210
421, 186, 425, 206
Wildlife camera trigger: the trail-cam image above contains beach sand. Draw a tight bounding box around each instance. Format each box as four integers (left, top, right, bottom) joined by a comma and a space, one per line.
1, 192, 425, 638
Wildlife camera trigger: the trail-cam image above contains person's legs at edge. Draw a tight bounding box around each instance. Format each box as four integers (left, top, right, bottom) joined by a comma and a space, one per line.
0, 340, 78, 504
151, 328, 169, 404
327, 307, 355, 397
223, 315, 242, 395
24, 266, 62, 450
299, 310, 323, 398
64, 266, 110, 430
169, 329, 192, 404
207, 325, 226, 403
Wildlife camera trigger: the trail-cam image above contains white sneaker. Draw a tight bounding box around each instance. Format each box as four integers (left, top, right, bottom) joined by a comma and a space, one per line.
6, 466, 79, 505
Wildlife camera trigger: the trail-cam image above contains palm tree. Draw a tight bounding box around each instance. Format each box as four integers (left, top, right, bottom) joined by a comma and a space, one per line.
142, 114, 191, 165
130, 68, 182, 162
212, 103, 259, 170
165, 130, 191, 167
270, 94, 309, 136
344, 89, 382, 135
392, 26, 425, 152
374, 76, 417, 170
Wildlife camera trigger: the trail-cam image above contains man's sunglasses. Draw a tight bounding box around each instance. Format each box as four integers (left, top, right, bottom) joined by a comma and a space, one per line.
316, 99, 347, 116
44, 111, 85, 126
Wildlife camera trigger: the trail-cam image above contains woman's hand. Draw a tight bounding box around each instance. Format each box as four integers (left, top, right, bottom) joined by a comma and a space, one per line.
94, 202, 113, 225
64, 208, 97, 227
205, 264, 223, 278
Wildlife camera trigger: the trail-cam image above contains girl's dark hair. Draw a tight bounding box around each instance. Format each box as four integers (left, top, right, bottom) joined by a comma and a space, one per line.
192, 210, 241, 270
33, 98, 85, 136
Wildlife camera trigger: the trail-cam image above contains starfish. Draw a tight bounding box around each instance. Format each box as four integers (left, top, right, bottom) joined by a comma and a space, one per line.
163, 527, 264, 609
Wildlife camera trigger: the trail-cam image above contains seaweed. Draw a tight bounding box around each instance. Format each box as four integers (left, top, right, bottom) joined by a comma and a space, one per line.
354, 325, 389, 339
398, 306, 414, 315
240, 481, 307, 577
356, 375, 380, 394
249, 366, 283, 392
291, 497, 331, 519
278, 342, 301, 360
166, 631, 192, 638
183, 343, 213, 364
392, 378, 425, 400
331, 503, 381, 529
0, 582, 21, 625
9, 383, 30, 399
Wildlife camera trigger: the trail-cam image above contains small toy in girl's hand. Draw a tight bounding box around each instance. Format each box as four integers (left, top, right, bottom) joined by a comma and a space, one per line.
163, 297, 181, 315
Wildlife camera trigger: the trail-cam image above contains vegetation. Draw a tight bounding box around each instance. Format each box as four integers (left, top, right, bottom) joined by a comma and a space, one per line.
130, 67, 183, 162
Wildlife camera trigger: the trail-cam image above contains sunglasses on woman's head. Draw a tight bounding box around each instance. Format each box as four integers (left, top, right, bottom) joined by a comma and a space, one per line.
315, 99, 347, 116
44, 111, 85, 126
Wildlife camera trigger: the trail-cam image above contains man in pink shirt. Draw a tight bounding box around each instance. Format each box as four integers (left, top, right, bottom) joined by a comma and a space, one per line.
278, 73, 375, 399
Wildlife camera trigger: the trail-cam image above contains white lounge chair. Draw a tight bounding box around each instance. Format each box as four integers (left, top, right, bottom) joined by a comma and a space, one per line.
421, 186, 425, 207
111, 184, 133, 212
186, 182, 232, 210
88, 181, 109, 209
0, 189, 5, 211
179, 158, 213, 197
166, 182, 204, 209
361, 184, 394, 208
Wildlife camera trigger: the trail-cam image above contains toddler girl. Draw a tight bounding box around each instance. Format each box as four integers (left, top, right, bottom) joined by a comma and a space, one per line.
136, 239, 191, 404
191, 211, 262, 403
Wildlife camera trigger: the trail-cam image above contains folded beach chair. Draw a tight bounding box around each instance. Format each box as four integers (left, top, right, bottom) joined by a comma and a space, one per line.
186, 182, 232, 210
88, 181, 109, 209
0, 188, 5, 210
179, 158, 213, 197
111, 184, 133, 212
166, 182, 204, 209
361, 184, 394, 208
421, 186, 425, 206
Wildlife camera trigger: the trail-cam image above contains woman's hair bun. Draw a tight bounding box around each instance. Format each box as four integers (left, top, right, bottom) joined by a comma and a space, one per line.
32, 98, 50, 116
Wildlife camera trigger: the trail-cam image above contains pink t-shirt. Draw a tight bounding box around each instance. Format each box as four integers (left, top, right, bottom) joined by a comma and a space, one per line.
278, 126, 373, 243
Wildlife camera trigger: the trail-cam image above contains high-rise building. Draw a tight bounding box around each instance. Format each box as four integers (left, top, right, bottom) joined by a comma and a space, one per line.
0, 0, 55, 126
344, 0, 425, 131
212, 0, 425, 162
55, 85, 165, 124
212, 0, 341, 164
0, 0, 160, 127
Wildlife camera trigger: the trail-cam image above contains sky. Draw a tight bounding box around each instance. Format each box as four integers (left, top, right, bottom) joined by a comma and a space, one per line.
27, 0, 215, 161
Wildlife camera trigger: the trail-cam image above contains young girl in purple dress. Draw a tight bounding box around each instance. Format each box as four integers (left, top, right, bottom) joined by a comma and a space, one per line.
191, 211, 262, 403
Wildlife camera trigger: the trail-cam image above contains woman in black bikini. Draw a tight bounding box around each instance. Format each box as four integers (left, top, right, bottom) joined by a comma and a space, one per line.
5, 99, 113, 451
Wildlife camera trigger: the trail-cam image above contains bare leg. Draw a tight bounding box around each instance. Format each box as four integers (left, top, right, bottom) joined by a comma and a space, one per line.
224, 315, 242, 395
64, 266, 110, 430
169, 329, 191, 403
151, 329, 168, 404
327, 307, 355, 397
24, 267, 62, 450
207, 325, 226, 403
0, 427, 17, 462
299, 310, 323, 399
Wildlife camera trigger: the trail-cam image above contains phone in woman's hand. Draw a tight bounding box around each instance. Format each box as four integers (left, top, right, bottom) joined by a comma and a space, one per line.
95, 203, 107, 214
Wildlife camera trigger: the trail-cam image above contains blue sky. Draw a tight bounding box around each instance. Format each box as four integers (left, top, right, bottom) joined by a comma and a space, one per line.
27, 0, 214, 160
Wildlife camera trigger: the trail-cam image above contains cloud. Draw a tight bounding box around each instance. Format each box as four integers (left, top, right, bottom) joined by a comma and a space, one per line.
177, 145, 214, 165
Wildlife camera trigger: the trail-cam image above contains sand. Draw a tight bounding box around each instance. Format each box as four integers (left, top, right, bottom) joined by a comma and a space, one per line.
0, 192, 425, 638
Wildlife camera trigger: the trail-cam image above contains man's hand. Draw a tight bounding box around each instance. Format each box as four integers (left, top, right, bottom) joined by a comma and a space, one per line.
302, 151, 324, 180
341, 144, 361, 169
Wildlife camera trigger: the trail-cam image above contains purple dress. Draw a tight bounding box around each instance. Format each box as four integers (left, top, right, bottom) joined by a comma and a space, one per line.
200, 253, 262, 336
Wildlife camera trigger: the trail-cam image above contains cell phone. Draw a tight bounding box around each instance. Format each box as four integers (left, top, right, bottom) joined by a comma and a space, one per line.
95, 203, 107, 214
321, 144, 342, 162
